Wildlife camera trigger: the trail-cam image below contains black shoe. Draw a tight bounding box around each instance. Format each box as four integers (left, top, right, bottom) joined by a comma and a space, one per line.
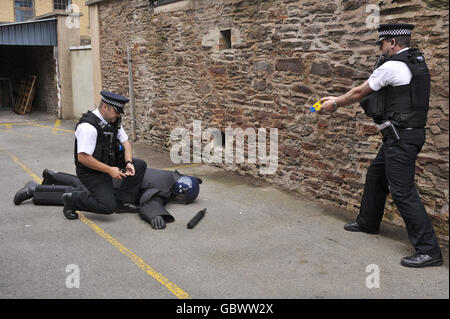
42, 168, 56, 185
344, 222, 379, 234
14, 181, 38, 205
116, 201, 139, 214
62, 193, 78, 220
401, 253, 443, 268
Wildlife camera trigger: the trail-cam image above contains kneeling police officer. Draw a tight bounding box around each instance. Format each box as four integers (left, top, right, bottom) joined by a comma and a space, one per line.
63, 90, 147, 219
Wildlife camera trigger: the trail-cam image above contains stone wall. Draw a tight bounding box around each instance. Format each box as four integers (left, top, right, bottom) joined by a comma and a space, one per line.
97, 0, 449, 240
33, 46, 58, 115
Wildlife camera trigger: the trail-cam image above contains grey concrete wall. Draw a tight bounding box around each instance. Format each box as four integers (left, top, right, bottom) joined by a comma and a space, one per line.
70, 45, 95, 118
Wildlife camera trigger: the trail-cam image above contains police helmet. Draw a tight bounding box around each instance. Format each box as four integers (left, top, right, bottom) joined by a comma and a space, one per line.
172, 176, 201, 204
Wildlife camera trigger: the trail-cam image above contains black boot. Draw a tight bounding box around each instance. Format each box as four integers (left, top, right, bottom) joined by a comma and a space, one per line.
62, 193, 78, 220
401, 253, 443, 268
42, 168, 56, 185
116, 201, 139, 213
344, 221, 379, 234
14, 181, 38, 205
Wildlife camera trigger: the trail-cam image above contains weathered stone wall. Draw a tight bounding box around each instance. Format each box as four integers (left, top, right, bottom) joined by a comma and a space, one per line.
33, 46, 58, 115
97, 0, 449, 240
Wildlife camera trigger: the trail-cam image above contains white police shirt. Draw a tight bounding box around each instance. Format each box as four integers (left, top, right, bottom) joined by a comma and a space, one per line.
75, 108, 128, 156
368, 47, 413, 91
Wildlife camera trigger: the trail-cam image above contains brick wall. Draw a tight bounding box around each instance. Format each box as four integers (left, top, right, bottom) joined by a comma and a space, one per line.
97, 0, 449, 240
33, 46, 58, 115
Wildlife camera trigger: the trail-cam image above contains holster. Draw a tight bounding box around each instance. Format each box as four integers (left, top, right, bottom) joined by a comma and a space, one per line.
378, 121, 400, 141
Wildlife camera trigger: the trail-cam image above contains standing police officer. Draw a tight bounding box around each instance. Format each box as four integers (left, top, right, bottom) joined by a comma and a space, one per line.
319, 24, 442, 268
62, 91, 147, 220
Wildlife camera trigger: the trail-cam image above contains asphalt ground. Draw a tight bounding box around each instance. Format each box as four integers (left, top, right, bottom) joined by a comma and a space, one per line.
0, 110, 448, 299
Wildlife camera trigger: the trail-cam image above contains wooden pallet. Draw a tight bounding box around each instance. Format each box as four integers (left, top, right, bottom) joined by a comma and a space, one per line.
14, 75, 37, 115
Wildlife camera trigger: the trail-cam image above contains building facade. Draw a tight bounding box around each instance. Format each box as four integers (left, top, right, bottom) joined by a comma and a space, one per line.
89, 0, 449, 239
0, 0, 90, 40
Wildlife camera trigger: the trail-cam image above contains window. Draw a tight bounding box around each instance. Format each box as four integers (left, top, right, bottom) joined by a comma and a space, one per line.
219, 29, 232, 50
14, 0, 34, 22
54, 0, 70, 10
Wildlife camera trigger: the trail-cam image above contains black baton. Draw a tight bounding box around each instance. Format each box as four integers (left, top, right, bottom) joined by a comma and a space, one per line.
187, 208, 207, 229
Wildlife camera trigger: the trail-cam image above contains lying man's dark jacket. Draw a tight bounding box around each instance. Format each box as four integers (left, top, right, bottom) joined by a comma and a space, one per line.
117, 168, 184, 224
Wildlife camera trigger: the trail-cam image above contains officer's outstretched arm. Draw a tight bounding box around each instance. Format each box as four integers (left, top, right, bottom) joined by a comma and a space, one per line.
78, 152, 126, 179
320, 81, 374, 112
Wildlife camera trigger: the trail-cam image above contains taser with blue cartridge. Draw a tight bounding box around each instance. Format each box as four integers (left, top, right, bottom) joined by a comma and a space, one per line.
310, 100, 323, 112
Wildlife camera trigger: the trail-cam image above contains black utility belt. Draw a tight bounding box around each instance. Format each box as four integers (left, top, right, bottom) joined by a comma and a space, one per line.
76, 166, 112, 178
377, 121, 415, 141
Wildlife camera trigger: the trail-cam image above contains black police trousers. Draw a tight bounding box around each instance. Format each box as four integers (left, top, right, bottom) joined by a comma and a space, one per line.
356, 128, 441, 256
71, 158, 147, 215
33, 172, 86, 206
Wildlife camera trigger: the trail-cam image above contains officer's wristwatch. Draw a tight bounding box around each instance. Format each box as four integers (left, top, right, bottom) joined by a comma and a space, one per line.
332, 100, 338, 111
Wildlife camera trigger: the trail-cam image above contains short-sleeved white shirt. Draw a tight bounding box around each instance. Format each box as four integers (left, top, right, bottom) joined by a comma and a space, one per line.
75, 108, 128, 155
367, 48, 413, 92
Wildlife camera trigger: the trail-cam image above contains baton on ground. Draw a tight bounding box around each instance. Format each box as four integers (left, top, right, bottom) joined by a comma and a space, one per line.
187, 208, 207, 229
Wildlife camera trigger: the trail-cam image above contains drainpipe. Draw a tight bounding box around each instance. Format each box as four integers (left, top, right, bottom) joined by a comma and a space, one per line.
127, 47, 136, 142
54, 46, 62, 119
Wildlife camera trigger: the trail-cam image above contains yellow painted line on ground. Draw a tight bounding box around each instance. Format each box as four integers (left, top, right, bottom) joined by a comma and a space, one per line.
0, 147, 42, 184
0, 127, 33, 138
0, 147, 191, 299
77, 212, 190, 299
0, 121, 74, 134
0, 121, 74, 133
29, 122, 74, 134
0, 122, 29, 127
52, 120, 61, 135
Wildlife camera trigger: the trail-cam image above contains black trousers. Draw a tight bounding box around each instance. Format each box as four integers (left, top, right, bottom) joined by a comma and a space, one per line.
72, 158, 147, 215
356, 128, 441, 256
33, 172, 86, 206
